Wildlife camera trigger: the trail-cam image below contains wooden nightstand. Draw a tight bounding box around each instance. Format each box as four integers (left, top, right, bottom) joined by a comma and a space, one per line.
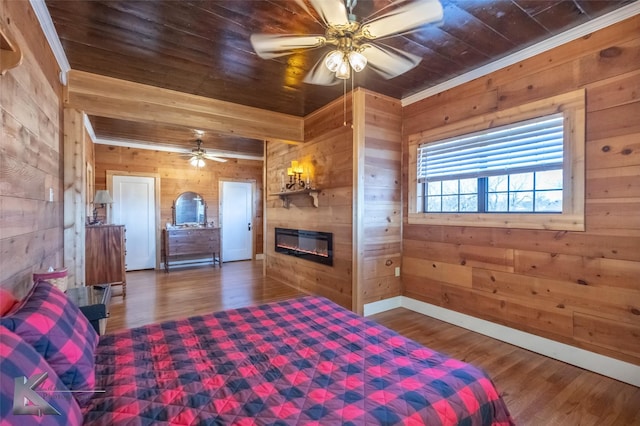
67, 284, 112, 335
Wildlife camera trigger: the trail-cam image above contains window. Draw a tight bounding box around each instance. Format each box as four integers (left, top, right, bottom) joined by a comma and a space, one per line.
418, 114, 564, 214
408, 90, 585, 231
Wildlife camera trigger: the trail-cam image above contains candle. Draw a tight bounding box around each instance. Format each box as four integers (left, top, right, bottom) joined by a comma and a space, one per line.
287, 167, 293, 176
291, 160, 299, 171
280, 171, 285, 189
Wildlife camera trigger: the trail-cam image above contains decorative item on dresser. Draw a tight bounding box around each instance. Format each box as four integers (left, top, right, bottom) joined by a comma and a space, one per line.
172, 191, 207, 226
85, 225, 127, 296
162, 227, 221, 272
90, 190, 113, 225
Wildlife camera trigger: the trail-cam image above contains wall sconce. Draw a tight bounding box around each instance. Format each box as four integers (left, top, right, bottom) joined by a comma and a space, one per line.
92, 190, 113, 224
284, 160, 308, 191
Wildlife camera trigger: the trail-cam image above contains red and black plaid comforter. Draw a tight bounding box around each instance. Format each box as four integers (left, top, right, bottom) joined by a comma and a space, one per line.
84, 296, 514, 425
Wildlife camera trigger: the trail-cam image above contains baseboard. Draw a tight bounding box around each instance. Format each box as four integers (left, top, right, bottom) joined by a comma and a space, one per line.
255, 253, 265, 260
364, 296, 640, 387
362, 296, 402, 316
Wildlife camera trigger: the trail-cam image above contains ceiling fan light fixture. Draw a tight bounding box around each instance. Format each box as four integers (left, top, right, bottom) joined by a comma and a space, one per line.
336, 59, 351, 79
325, 50, 344, 72
348, 50, 367, 72
190, 156, 205, 168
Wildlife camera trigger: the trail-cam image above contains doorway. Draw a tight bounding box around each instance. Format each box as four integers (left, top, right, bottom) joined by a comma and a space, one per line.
220, 180, 254, 262
111, 175, 157, 270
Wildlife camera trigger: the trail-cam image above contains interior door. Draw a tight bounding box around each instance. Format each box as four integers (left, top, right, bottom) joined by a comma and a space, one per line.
221, 181, 253, 262
112, 175, 156, 270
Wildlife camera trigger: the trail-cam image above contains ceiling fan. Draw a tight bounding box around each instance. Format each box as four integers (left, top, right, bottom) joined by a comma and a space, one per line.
185, 131, 227, 167
250, 0, 443, 86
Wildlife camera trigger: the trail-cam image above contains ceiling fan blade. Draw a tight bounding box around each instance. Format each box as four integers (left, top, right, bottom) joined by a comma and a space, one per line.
360, 43, 422, 79
250, 34, 326, 59
359, 0, 443, 40
293, 0, 312, 16
303, 55, 341, 86
204, 154, 228, 163
307, 0, 350, 27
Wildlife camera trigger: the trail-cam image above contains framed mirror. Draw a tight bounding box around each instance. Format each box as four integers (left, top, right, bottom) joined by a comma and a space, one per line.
172, 192, 207, 226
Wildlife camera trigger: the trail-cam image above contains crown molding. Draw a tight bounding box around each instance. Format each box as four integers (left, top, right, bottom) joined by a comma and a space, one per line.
402, 2, 640, 106
29, 0, 71, 85
94, 137, 264, 161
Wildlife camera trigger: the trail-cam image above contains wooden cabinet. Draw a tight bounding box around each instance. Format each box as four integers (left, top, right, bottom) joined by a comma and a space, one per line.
85, 225, 127, 296
163, 227, 221, 272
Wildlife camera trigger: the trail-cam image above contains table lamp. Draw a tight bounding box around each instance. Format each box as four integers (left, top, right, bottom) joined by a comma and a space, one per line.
92, 190, 113, 224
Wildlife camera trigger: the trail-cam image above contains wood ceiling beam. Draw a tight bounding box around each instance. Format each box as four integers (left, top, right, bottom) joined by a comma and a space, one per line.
64, 70, 304, 142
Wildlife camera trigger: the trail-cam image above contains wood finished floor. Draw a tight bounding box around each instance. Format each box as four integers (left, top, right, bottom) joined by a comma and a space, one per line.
107, 261, 640, 425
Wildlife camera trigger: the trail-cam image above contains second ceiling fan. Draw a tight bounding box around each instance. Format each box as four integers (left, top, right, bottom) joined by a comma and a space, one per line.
185, 131, 227, 168
250, 0, 443, 85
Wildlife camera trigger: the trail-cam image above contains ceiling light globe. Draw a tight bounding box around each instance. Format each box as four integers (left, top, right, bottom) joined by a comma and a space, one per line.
336, 59, 351, 79
190, 156, 206, 168
348, 51, 367, 72
324, 50, 344, 73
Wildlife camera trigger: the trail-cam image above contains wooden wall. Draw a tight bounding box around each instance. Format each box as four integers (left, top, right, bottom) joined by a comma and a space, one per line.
0, 1, 63, 298
265, 95, 354, 309
93, 144, 264, 257
265, 89, 403, 313
357, 90, 403, 308
402, 16, 640, 364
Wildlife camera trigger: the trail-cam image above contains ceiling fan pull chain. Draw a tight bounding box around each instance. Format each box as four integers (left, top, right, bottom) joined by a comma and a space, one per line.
343, 78, 347, 127
351, 72, 354, 128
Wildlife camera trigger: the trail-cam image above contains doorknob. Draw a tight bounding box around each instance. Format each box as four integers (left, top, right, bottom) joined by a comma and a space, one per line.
248, 223, 252, 231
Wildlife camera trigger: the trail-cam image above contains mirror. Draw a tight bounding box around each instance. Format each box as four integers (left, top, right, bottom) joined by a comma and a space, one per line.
172, 192, 207, 226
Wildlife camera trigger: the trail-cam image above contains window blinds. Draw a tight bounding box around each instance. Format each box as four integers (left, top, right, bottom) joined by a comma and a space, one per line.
418, 113, 564, 182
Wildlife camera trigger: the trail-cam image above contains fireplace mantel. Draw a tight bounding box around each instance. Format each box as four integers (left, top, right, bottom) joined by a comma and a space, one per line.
271, 189, 320, 208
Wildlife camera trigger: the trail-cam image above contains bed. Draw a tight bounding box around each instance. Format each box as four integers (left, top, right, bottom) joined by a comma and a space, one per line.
0, 282, 513, 425
84, 296, 513, 425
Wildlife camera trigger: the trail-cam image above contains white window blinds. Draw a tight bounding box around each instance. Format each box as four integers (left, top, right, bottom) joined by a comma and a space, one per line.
418, 113, 564, 182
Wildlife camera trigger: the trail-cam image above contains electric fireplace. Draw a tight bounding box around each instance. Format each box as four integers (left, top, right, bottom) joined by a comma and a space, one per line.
275, 228, 333, 266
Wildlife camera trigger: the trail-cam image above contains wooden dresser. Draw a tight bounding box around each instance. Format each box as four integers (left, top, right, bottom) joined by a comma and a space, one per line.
162, 227, 221, 272
85, 225, 127, 296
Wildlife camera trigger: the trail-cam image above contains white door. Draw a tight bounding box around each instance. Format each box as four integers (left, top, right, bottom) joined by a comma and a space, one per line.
221, 181, 253, 262
112, 175, 156, 270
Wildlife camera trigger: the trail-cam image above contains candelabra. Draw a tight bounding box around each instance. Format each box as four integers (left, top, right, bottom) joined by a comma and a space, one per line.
286, 162, 306, 190
279, 160, 312, 193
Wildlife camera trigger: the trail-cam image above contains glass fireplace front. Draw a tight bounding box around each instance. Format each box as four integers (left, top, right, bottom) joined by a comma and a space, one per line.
275, 228, 333, 266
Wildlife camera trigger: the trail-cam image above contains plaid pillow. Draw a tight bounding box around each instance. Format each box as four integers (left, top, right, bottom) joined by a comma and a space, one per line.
0, 325, 83, 425
0, 288, 18, 315
0, 281, 98, 406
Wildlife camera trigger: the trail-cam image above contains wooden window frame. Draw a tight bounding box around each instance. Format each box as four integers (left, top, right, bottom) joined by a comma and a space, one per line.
408, 89, 585, 231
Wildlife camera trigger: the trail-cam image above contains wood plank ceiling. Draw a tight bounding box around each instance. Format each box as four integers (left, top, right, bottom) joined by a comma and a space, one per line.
45, 0, 632, 154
